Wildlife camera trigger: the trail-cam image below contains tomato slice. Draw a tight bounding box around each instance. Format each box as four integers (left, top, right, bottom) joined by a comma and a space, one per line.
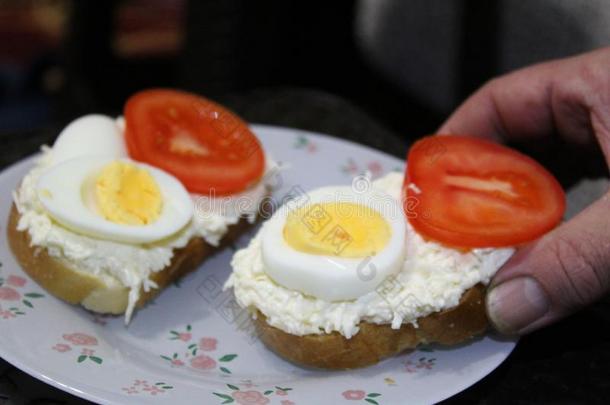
124, 89, 265, 195
404, 135, 565, 248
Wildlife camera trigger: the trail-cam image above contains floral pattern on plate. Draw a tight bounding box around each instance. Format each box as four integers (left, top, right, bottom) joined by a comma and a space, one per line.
293, 134, 318, 154
213, 383, 294, 404
52, 333, 103, 365
122, 380, 174, 396
0, 274, 44, 318
403, 356, 436, 373
340, 158, 384, 178
342, 390, 382, 404
161, 324, 238, 374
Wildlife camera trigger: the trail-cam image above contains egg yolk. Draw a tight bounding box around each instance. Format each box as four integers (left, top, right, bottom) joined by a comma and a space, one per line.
283, 202, 391, 258
95, 161, 162, 225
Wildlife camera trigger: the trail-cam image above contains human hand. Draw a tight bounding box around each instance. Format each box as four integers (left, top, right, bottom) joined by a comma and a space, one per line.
438, 47, 610, 335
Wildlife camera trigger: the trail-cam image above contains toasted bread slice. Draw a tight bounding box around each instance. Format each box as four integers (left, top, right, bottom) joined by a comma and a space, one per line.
7, 204, 251, 314
253, 284, 488, 369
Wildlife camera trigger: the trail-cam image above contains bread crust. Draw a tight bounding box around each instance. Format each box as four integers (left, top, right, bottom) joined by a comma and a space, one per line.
7, 204, 251, 314
254, 284, 488, 369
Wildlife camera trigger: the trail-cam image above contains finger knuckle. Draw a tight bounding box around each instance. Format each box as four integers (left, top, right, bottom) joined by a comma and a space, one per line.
576, 59, 610, 107
548, 234, 608, 307
482, 77, 503, 93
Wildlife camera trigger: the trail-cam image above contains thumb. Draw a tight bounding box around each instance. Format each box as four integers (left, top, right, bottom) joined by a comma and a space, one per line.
486, 191, 610, 335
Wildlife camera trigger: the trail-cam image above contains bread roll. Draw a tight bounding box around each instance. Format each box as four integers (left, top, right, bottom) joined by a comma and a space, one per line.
253, 284, 488, 369
7, 204, 251, 314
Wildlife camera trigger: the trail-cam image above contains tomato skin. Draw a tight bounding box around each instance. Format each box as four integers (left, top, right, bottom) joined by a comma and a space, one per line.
124, 89, 265, 195
404, 135, 566, 248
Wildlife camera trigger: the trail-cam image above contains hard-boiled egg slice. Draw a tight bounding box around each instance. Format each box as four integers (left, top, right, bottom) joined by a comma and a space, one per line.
51, 115, 127, 166
261, 186, 407, 301
37, 156, 193, 244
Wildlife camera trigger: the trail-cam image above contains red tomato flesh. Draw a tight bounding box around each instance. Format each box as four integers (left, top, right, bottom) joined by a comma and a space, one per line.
124, 89, 265, 195
404, 135, 565, 248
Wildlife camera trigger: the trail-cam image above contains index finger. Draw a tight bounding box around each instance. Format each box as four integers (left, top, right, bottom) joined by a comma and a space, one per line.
438, 49, 609, 147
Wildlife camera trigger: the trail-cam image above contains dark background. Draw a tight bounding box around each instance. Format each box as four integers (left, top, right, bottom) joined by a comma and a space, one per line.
1, 1, 610, 403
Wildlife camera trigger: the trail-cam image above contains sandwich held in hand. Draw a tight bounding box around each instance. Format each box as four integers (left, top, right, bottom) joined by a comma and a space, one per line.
225, 135, 565, 369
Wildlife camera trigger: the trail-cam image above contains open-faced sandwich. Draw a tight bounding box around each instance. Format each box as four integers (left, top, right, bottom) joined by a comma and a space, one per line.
8, 89, 271, 322
225, 135, 565, 369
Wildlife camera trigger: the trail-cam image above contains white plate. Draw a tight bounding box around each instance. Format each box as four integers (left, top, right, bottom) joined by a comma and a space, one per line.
0, 125, 516, 405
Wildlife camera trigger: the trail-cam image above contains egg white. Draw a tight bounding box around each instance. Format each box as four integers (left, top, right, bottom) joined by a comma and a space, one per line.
51, 115, 127, 167
261, 186, 407, 301
37, 156, 193, 244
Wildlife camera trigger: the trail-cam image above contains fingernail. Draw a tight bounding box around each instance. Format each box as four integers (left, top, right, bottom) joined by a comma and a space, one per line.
486, 277, 550, 334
